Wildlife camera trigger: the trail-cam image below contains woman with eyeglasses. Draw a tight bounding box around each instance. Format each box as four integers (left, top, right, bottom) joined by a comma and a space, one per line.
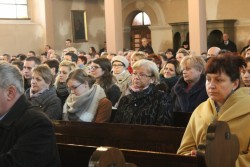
111, 55, 131, 96
63, 69, 112, 122
89, 58, 121, 106
113, 59, 173, 125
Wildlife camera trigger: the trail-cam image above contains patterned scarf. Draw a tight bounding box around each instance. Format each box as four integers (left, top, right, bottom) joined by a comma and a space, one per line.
56, 82, 69, 97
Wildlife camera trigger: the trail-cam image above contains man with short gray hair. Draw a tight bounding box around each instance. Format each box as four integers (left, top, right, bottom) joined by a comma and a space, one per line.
0, 62, 60, 167
207, 46, 221, 58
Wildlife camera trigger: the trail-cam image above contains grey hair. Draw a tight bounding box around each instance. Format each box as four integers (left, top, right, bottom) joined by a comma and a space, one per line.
0, 62, 24, 94
132, 59, 160, 84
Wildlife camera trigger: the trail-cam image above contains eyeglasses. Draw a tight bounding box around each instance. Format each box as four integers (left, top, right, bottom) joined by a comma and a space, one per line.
68, 83, 82, 91
112, 64, 124, 67
246, 53, 250, 57
132, 73, 152, 79
88, 66, 101, 71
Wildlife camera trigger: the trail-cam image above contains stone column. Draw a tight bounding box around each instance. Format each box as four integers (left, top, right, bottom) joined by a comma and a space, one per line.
104, 0, 123, 53
188, 0, 207, 54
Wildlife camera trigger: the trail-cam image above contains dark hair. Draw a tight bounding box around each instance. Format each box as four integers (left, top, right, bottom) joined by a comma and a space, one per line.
147, 54, 162, 69
65, 52, 78, 63
93, 57, 112, 72
28, 50, 36, 56
165, 59, 182, 75
78, 55, 87, 65
41, 53, 47, 56
92, 58, 115, 92
66, 39, 72, 42
25, 56, 41, 65
158, 52, 168, 61
182, 41, 189, 45
67, 69, 96, 88
206, 53, 246, 84
43, 59, 60, 74
165, 48, 174, 54
89, 47, 97, 58
90, 46, 97, 53
11, 60, 24, 71
16, 53, 27, 61
79, 51, 86, 55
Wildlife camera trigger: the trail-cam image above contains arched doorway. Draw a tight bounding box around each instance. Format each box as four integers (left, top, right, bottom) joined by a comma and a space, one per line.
130, 11, 152, 51
207, 30, 223, 49
173, 32, 181, 54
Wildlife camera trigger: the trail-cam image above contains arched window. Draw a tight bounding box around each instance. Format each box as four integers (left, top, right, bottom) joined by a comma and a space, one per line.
131, 12, 152, 50
0, 0, 28, 19
132, 12, 151, 26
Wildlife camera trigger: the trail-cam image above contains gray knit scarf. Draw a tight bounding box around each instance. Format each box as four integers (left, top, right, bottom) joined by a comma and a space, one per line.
63, 84, 106, 122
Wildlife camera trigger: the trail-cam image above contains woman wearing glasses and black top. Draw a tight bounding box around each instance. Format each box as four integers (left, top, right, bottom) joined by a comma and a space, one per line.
63, 69, 112, 122
113, 59, 173, 126
89, 58, 121, 106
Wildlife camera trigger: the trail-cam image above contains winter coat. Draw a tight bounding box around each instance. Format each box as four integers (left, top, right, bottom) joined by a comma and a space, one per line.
25, 87, 62, 120
113, 84, 173, 126
0, 95, 61, 167
177, 87, 250, 167
171, 74, 208, 113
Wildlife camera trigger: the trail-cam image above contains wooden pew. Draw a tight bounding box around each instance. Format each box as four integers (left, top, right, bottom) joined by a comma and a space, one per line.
89, 146, 137, 167
53, 121, 185, 153
58, 143, 200, 167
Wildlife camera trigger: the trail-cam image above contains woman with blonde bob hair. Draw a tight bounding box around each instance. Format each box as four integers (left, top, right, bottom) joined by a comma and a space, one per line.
25, 65, 62, 120
171, 55, 208, 113
113, 59, 173, 125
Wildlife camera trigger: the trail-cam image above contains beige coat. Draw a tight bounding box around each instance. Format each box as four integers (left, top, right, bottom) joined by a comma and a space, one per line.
177, 87, 250, 167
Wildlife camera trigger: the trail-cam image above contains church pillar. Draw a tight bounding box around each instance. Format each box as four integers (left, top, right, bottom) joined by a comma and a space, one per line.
188, 0, 207, 54
104, 0, 123, 53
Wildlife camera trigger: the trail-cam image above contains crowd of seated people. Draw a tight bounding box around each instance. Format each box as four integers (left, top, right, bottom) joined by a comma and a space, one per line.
0, 35, 250, 126
1, 36, 250, 167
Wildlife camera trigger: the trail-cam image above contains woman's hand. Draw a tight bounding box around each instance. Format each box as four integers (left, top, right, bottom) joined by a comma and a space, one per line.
191, 150, 197, 156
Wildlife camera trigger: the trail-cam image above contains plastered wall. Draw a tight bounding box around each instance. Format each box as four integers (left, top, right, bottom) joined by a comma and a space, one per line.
0, 0, 250, 55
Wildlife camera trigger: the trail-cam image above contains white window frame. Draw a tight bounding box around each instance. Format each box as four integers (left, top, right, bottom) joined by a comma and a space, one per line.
0, 0, 29, 20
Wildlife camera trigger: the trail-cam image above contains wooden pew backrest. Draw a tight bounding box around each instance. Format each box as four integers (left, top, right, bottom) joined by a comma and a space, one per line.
53, 121, 185, 153
57, 143, 200, 167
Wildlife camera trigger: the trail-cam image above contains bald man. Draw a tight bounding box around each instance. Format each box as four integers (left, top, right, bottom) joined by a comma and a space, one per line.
219, 33, 237, 52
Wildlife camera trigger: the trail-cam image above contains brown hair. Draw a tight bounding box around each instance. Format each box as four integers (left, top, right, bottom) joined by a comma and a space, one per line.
206, 53, 246, 83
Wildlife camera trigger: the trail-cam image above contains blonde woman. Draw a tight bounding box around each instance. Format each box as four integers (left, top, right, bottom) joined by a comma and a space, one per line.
25, 65, 62, 120
171, 55, 208, 113
54, 60, 78, 107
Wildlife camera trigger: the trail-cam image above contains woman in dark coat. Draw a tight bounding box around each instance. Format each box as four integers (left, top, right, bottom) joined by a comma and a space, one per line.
160, 59, 182, 93
171, 55, 208, 113
25, 65, 62, 120
113, 59, 173, 126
